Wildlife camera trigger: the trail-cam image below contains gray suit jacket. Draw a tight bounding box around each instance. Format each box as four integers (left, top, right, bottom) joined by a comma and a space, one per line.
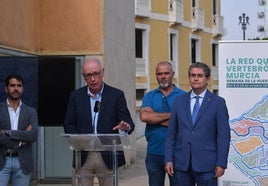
0, 101, 38, 174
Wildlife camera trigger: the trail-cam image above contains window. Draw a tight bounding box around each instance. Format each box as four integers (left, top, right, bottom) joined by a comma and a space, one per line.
192, 0, 196, 7
190, 35, 201, 64
170, 33, 175, 61
191, 39, 197, 63
169, 29, 178, 77
135, 24, 150, 77
135, 29, 143, 58
213, 0, 217, 15
136, 89, 146, 101
212, 43, 218, 66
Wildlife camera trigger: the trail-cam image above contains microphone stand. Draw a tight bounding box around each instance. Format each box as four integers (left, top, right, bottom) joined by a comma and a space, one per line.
93, 101, 100, 134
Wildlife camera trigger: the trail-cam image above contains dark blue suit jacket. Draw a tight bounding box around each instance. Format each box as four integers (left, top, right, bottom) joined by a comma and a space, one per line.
165, 90, 230, 172
64, 83, 135, 169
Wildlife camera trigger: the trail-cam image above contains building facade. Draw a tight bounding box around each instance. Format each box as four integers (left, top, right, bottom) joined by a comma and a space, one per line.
0, 0, 224, 183
135, 0, 224, 107
0, 0, 136, 184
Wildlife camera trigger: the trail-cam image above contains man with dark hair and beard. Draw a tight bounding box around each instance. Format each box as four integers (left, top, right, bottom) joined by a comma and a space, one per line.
140, 61, 185, 186
0, 73, 38, 186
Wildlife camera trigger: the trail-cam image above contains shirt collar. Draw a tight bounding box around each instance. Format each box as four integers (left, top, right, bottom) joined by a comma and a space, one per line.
156, 84, 178, 96
6, 99, 22, 109
191, 89, 207, 99
87, 83, 104, 98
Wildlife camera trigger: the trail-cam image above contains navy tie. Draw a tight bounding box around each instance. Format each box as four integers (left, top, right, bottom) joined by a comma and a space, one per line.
192, 96, 200, 124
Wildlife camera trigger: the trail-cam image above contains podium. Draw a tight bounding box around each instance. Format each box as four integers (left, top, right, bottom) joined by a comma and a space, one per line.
61, 133, 132, 186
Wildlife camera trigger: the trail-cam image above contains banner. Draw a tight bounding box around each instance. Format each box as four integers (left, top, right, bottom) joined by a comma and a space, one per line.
218, 41, 268, 186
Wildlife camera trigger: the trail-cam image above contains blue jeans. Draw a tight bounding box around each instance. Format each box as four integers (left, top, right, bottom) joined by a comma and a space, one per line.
0, 157, 30, 186
145, 155, 174, 186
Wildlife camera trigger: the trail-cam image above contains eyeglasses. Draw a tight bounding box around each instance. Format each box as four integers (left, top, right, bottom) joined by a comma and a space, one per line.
83, 70, 102, 80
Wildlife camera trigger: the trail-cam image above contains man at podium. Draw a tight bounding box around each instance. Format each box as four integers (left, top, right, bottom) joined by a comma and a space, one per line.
64, 57, 135, 186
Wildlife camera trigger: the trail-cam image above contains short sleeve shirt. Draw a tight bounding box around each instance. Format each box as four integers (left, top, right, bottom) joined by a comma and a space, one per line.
141, 85, 185, 155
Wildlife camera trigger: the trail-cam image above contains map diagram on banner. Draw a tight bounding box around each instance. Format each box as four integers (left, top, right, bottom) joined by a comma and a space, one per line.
228, 95, 268, 186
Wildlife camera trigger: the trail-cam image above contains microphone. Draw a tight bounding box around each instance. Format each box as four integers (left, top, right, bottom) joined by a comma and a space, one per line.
93, 101, 101, 134
94, 101, 101, 113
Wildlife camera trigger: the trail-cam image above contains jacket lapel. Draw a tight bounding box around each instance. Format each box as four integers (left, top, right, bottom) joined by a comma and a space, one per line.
184, 92, 193, 128
96, 84, 107, 124
193, 91, 214, 126
0, 102, 11, 130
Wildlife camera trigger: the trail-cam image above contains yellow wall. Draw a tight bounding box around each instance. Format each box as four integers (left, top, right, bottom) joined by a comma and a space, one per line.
152, 0, 168, 14
149, 20, 170, 88
200, 0, 213, 28
38, 0, 102, 55
0, 0, 37, 52
183, 0, 192, 22
137, 0, 221, 92
0, 0, 103, 55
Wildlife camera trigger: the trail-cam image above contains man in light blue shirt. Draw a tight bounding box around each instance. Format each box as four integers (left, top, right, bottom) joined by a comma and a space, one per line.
140, 61, 185, 186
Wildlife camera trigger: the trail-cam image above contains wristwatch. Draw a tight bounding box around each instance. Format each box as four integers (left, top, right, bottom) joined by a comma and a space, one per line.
4, 130, 10, 137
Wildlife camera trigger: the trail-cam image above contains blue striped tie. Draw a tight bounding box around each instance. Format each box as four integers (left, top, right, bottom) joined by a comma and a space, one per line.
192, 96, 200, 124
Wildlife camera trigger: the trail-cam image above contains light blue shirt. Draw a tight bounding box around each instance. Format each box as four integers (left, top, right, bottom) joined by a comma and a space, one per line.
190, 89, 206, 114
87, 84, 104, 134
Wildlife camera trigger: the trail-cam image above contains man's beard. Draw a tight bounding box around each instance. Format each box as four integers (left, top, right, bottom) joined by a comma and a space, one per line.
159, 82, 170, 89
7, 92, 21, 100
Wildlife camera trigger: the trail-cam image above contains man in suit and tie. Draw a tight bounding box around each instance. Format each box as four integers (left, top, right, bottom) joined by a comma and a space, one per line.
165, 62, 230, 186
0, 73, 39, 186
64, 57, 135, 186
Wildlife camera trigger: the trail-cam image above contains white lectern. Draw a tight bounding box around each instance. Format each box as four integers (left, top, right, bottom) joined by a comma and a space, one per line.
61, 134, 132, 186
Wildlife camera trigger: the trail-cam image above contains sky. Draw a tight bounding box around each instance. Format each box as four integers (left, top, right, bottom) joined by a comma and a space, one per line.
221, 0, 268, 40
